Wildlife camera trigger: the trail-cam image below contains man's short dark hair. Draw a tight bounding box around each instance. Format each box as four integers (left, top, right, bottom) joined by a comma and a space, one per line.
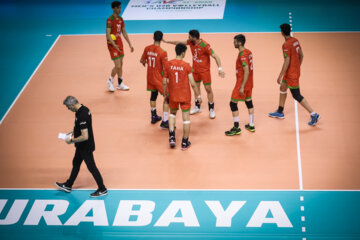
189, 30, 200, 39
234, 34, 246, 46
280, 23, 291, 36
112, 1, 121, 8
175, 43, 187, 56
154, 31, 163, 42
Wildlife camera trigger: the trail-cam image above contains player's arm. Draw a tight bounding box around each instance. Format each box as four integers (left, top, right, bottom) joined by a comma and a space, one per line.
66, 129, 89, 144
239, 65, 250, 95
162, 77, 169, 102
106, 28, 119, 51
189, 73, 202, 104
298, 48, 304, 66
163, 39, 187, 45
210, 50, 225, 78
277, 53, 290, 84
140, 50, 147, 66
122, 28, 134, 52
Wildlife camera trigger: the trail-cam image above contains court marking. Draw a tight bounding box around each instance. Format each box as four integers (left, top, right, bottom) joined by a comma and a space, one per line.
59, 31, 360, 37
1, 32, 359, 192
0, 188, 359, 191
0, 35, 61, 125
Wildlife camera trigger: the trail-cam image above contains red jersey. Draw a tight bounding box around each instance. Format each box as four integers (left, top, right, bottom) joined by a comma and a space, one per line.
141, 45, 168, 84
187, 39, 214, 73
164, 59, 193, 103
235, 49, 253, 90
282, 37, 301, 79
106, 15, 125, 46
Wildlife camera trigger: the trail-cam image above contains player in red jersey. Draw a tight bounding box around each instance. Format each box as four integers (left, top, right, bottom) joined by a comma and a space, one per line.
140, 31, 170, 128
106, 1, 134, 92
269, 24, 320, 126
163, 30, 225, 119
225, 34, 255, 136
163, 43, 202, 150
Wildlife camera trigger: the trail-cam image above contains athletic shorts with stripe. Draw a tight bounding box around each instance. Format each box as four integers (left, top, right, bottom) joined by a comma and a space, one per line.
193, 71, 211, 85
108, 43, 124, 60
282, 77, 299, 89
231, 88, 252, 102
169, 100, 191, 112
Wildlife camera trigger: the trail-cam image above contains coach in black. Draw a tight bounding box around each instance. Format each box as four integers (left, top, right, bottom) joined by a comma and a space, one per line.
56, 96, 107, 197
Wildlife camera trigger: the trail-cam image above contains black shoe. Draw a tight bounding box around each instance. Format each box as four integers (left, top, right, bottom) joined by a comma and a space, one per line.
90, 189, 108, 197
245, 124, 255, 132
151, 115, 162, 124
181, 140, 191, 150
169, 136, 176, 148
160, 120, 169, 129
55, 182, 71, 193
225, 127, 241, 136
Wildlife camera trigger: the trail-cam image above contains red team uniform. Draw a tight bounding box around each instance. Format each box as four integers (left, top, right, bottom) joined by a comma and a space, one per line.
106, 15, 125, 60
231, 49, 254, 102
141, 45, 168, 94
164, 59, 193, 112
187, 39, 214, 85
282, 37, 301, 89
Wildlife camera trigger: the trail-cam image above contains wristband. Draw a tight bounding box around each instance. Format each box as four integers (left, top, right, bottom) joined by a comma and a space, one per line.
218, 67, 223, 71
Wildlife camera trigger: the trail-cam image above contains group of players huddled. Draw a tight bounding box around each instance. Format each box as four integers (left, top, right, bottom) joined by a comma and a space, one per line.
105, 1, 320, 150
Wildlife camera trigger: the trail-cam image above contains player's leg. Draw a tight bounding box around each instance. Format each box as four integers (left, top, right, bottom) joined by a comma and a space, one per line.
269, 80, 287, 118
149, 89, 162, 124
190, 72, 202, 115
81, 150, 107, 197
56, 149, 83, 192
201, 71, 215, 118
290, 88, 320, 126
181, 103, 191, 150
204, 84, 216, 119
225, 100, 242, 136
115, 57, 129, 90
160, 96, 170, 129
169, 100, 177, 148
245, 92, 255, 132
157, 84, 169, 129
107, 45, 119, 92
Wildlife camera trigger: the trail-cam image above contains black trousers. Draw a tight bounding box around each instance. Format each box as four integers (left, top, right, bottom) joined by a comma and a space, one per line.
66, 148, 106, 191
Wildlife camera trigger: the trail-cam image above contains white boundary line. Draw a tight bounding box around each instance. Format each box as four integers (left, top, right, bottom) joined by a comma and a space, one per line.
0, 35, 61, 125
0, 188, 359, 191
295, 101, 304, 190
60, 31, 360, 36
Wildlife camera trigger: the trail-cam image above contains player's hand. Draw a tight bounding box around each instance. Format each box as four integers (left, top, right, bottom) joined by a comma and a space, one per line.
114, 45, 120, 52
277, 76, 282, 85
163, 94, 168, 103
239, 87, 245, 95
130, 46, 134, 52
218, 70, 225, 78
65, 137, 72, 144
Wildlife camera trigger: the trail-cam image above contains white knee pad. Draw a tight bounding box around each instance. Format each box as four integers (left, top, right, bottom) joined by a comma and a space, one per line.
183, 121, 190, 124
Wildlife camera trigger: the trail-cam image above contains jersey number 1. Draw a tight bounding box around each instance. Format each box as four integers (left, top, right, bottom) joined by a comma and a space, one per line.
175, 72, 179, 83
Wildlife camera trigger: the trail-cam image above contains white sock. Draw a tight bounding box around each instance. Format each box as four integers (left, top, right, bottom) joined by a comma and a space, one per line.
109, 76, 114, 83
163, 112, 168, 121
249, 114, 254, 126
310, 112, 316, 116
233, 116, 239, 123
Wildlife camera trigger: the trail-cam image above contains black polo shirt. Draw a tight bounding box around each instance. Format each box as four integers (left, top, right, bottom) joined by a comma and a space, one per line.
73, 105, 95, 151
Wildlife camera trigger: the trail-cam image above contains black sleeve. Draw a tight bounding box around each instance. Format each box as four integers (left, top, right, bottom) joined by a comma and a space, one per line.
78, 111, 90, 130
